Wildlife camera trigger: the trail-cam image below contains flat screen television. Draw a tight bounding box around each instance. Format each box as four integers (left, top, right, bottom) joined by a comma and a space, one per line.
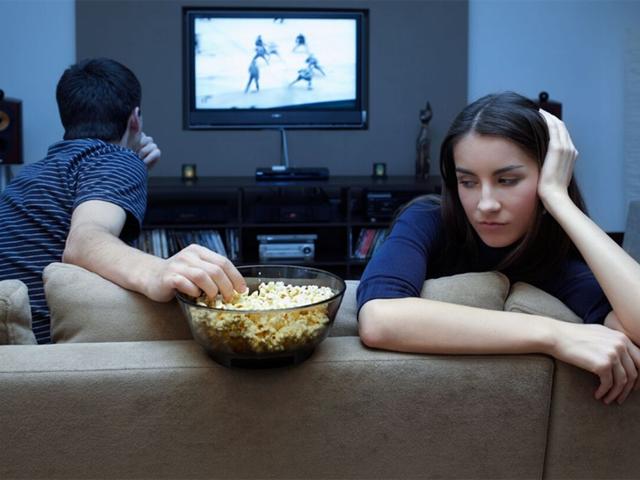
183, 7, 368, 129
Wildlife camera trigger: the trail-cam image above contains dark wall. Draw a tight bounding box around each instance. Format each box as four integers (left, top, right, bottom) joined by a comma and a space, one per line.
76, 0, 467, 177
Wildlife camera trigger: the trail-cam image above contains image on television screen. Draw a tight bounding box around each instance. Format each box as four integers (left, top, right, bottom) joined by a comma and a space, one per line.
194, 16, 357, 110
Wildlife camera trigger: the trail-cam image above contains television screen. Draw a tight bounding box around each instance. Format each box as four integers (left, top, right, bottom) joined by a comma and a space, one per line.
184, 8, 368, 129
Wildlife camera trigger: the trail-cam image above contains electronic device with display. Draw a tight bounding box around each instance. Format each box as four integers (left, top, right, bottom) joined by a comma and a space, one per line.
183, 7, 368, 130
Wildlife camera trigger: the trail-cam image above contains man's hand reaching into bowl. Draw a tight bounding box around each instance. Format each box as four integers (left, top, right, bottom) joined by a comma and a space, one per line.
145, 244, 247, 302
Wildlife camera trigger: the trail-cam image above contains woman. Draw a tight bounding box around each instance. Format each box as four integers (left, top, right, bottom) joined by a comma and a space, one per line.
357, 92, 640, 405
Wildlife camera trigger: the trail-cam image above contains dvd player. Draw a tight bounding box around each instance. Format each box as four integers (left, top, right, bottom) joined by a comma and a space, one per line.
257, 234, 317, 261
255, 166, 329, 181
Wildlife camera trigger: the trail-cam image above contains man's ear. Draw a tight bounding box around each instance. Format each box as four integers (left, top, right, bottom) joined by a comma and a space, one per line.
128, 107, 142, 133
118, 107, 142, 149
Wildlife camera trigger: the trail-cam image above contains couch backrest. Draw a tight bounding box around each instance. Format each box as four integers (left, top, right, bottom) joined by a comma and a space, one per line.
44, 263, 582, 343
0, 338, 555, 480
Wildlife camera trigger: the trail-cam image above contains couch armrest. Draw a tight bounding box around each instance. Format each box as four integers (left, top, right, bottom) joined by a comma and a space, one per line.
0, 339, 553, 479
544, 360, 640, 479
0, 279, 37, 345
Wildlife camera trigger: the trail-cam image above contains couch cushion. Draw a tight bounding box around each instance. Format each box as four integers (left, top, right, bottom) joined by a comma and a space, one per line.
505, 282, 581, 323
420, 271, 510, 310
44, 263, 192, 343
0, 280, 37, 345
333, 272, 510, 337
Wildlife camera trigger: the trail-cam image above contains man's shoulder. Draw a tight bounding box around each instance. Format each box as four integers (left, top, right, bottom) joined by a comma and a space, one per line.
48, 139, 135, 158
59, 139, 144, 173
43, 139, 120, 165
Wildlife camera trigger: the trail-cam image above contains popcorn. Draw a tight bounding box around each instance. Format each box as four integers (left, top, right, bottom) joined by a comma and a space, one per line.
188, 281, 335, 353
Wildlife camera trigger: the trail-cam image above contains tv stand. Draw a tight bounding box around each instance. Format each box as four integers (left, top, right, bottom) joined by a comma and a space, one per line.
143, 175, 441, 279
255, 129, 329, 181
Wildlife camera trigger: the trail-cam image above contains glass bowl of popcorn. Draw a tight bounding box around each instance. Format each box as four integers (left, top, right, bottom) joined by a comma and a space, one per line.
176, 265, 346, 368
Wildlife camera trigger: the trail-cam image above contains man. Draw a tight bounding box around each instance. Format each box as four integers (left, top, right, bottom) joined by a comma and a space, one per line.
292, 33, 308, 53
0, 58, 245, 344
305, 54, 325, 76
244, 58, 260, 93
289, 65, 314, 90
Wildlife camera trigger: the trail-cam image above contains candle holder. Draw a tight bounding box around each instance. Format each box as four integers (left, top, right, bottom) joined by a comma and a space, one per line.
182, 163, 197, 181
372, 162, 387, 178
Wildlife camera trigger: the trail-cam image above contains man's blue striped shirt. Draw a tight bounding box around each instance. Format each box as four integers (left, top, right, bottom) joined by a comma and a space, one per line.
0, 139, 147, 343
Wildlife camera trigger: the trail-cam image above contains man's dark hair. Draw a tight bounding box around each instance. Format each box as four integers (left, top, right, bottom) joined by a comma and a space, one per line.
56, 58, 141, 141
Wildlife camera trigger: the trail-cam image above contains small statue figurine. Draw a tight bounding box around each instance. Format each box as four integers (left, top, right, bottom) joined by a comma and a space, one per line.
416, 101, 432, 179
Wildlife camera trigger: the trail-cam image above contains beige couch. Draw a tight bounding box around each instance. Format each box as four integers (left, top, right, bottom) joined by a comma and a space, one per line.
1, 260, 640, 480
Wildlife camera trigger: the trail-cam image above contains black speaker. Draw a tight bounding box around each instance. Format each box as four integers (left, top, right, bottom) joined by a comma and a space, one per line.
0, 91, 23, 165
535, 91, 562, 119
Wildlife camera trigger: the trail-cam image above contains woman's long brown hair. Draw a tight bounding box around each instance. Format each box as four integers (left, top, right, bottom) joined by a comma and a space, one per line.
394, 92, 586, 283
438, 91, 586, 283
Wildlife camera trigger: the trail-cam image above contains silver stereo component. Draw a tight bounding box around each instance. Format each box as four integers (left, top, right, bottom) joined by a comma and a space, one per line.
257, 234, 317, 261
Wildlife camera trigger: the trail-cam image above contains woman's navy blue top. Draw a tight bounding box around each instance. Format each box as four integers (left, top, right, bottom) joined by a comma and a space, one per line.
356, 199, 612, 324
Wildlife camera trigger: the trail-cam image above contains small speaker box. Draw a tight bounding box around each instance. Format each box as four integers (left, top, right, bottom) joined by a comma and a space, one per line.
536, 91, 562, 119
0, 96, 23, 165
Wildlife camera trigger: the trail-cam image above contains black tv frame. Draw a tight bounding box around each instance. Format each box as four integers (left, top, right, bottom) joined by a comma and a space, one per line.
183, 7, 369, 130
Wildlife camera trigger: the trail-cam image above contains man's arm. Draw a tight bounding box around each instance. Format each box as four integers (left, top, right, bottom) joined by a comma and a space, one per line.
63, 200, 246, 302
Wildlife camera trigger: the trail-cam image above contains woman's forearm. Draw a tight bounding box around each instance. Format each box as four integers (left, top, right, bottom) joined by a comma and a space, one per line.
359, 296, 640, 405
358, 297, 556, 355
543, 192, 640, 343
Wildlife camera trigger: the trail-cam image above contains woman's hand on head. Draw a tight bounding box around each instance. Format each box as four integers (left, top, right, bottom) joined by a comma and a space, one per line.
549, 319, 640, 405
537, 109, 578, 204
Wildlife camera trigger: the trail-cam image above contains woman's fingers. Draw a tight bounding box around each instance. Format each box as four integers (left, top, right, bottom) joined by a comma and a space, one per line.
595, 341, 638, 405
595, 365, 614, 401
600, 359, 627, 405
560, 121, 573, 149
627, 341, 640, 391
540, 110, 557, 142
541, 109, 572, 151
615, 350, 638, 404
556, 322, 638, 404
537, 108, 577, 201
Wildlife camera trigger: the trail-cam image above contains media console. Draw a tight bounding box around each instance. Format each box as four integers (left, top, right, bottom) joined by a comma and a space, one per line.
141, 175, 441, 279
